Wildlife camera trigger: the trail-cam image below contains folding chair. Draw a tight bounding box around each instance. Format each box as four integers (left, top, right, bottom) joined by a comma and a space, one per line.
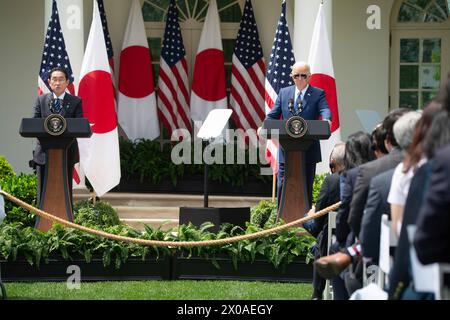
323, 210, 337, 300
376, 214, 398, 289
407, 225, 450, 300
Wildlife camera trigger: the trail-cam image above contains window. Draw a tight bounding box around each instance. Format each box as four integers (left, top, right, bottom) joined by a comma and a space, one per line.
390, 0, 450, 110
398, 0, 450, 23
142, 0, 243, 89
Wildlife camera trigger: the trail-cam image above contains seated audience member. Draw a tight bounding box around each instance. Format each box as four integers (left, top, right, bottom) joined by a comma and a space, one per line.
414, 113, 450, 265
347, 108, 410, 238
327, 132, 375, 299
306, 143, 345, 300
360, 111, 421, 264
371, 123, 389, 159
387, 102, 444, 299
335, 132, 375, 248
314, 108, 410, 289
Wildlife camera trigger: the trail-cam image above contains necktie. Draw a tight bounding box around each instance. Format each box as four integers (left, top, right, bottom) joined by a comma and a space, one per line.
53, 98, 61, 113
295, 92, 302, 114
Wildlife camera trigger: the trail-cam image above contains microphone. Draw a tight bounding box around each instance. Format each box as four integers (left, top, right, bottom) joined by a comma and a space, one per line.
288, 98, 295, 115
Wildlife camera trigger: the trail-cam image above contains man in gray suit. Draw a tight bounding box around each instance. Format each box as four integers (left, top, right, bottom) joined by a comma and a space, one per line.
32, 67, 83, 207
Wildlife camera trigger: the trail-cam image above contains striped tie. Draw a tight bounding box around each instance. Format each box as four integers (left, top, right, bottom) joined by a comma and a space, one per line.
54, 98, 61, 113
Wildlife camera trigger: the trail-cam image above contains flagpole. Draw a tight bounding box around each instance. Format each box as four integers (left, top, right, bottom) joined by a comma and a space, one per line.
272, 174, 276, 203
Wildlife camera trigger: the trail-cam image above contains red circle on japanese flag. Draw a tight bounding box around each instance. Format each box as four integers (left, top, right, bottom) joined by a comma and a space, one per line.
310, 73, 340, 133
119, 46, 155, 98
78, 70, 117, 134
192, 49, 226, 101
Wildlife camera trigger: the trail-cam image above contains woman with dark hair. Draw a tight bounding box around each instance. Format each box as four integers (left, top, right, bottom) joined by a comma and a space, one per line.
326, 131, 375, 299
371, 123, 388, 158
343, 131, 376, 170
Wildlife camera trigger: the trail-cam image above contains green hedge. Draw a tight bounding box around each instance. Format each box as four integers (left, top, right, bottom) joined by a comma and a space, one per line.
119, 138, 272, 187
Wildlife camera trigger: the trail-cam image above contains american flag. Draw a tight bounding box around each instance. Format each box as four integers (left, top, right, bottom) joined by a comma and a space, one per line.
230, 0, 265, 133
157, 0, 192, 136
98, 0, 114, 72
264, 0, 295, 173
38, 0, 74, 95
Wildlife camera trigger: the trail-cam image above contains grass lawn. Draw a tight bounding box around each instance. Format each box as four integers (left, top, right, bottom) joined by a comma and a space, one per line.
4, 280, 313, 300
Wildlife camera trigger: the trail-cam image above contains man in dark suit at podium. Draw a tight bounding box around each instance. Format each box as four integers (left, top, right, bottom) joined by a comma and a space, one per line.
265, 61, 332, 208
32, 67, 83, 205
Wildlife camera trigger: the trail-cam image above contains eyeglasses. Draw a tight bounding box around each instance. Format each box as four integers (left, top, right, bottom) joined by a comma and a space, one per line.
50, 77, 67, 83
292, 73, 308, 80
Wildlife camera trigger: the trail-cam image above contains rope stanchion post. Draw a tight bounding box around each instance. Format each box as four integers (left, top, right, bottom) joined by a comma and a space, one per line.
0, 189, 340, 248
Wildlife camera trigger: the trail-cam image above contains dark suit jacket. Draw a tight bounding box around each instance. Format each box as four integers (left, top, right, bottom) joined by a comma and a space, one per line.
266, 84, 331, 164
414, 144, 450, 264
335, 167, 359, 245
388, 161, 434, 299
308, 172, 341, 238
32, 92, 83, 165
348, 148, 404, 237
360, 168, 395, 263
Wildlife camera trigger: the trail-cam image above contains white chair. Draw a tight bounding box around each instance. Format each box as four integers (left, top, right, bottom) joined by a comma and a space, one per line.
376, 214, 398, 289
323, 210, 337, 300
407, 225, 450, 300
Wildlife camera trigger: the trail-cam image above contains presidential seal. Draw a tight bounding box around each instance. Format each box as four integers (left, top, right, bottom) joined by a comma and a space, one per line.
285, 116, 308, 139
44, 114, 67, 136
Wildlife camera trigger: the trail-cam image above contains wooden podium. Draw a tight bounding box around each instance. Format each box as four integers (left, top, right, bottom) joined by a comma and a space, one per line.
20, 118, 91, 231
263, 118, 330, 223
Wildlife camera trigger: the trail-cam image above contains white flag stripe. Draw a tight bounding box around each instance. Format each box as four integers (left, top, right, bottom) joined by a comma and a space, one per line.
264, 81, 277, 113
229, 95, 252, 129
158, 68, 188, 119
157, 97, 179, 132
252, 62, 266, 87
158, 70, 190, 129
117, 91, 160, 140
159, 60, 190, 116
157, 80, 185, 129
232, 55, 265, 107
175, 60, 189, 92
231, 78, 263, 128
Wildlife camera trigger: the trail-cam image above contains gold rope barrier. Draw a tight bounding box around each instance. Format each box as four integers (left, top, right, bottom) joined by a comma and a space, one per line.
0, 189, 340, 247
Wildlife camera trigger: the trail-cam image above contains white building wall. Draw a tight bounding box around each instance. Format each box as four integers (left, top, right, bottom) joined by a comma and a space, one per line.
0, 0, 43, 174
332, 0, 395, 139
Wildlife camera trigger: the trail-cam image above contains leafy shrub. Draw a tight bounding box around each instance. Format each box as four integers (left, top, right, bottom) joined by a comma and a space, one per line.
119, 138, 271, 188
0, 155, 15, 181
73, 200, 121, 228
250, 200, 277, 228
0, 173, 37, 227
312, 173, 329, 205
